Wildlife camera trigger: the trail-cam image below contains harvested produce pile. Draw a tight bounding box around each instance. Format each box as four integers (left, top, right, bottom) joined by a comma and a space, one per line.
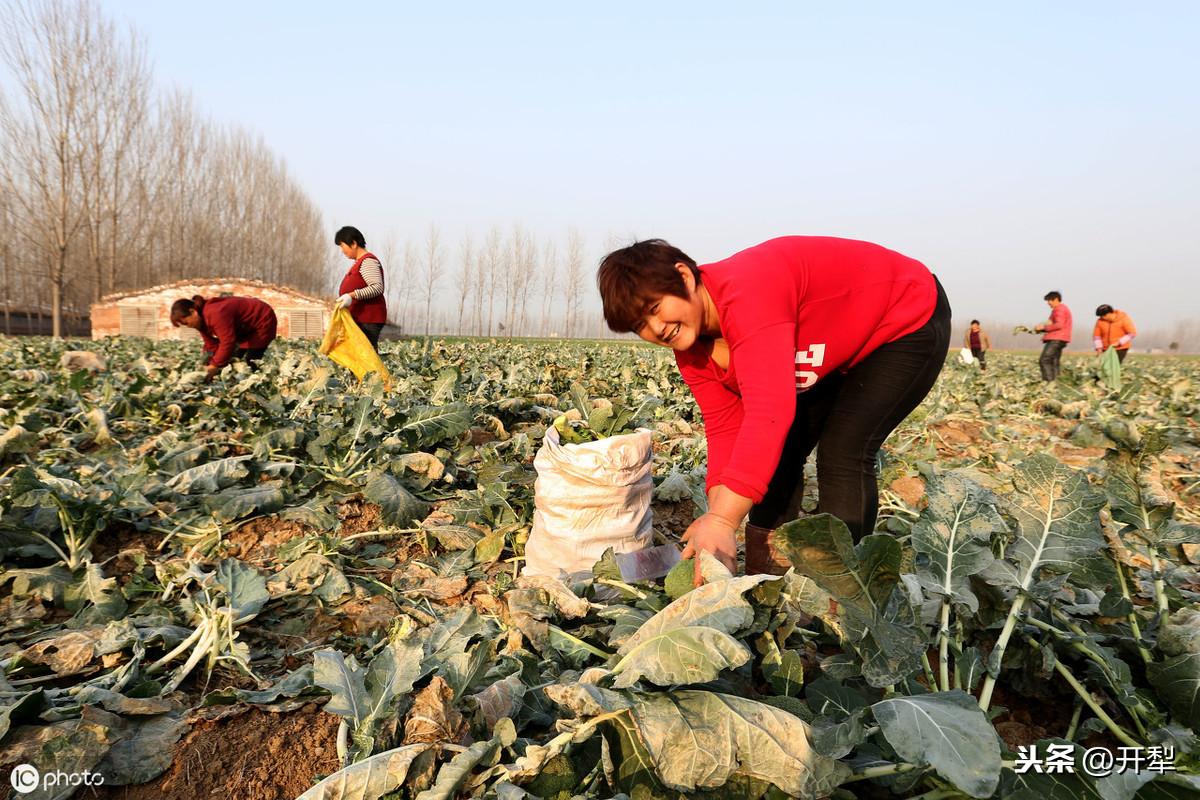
1, 339, 1198, 799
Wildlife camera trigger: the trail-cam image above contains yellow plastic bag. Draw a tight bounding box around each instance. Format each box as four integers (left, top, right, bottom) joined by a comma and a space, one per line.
319, 307, 391, 387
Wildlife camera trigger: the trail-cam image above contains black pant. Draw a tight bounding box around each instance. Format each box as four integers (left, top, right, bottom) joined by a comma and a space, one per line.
1039, 340, 1067, 381
235, 347, 268, 370
1116, 348, 1128, 363
748, 277, 952, 539
206, 346, 269, 372
359, 323, 384, 352
971, 347, 986, 370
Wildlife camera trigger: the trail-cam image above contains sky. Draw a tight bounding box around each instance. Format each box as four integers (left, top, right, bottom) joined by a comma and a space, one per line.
105, 1, 1200, 331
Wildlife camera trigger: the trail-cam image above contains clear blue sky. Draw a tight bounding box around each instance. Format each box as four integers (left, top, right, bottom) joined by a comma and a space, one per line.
108, 1, 1200, 329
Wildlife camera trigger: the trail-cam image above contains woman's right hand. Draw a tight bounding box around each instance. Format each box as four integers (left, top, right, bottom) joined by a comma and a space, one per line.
681, 512, 738, 586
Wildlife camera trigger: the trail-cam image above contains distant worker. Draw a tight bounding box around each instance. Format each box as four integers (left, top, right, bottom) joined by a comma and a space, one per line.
1033, 290, 1072, 381
1093, 305, 1136, 362
170, 295, 278, 384
334, 226, 387, 352
964, 320, 991, 370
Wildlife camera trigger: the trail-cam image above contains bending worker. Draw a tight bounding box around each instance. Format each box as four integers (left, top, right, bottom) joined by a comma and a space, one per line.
1093, 304, 1136, 362
170, 295, 278, 383
334, 226, 387, 351
598, 236, 950, 583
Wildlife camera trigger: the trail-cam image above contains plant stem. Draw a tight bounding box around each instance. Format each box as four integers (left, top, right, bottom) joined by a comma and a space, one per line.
843, 762, 923, 783
1065, 698, 1083, 741
921, 652, 938, 690
1020, 633, 1140, 748
1146, 545, 1170, 623
938, 597, 952, 692
979, 593, 1025, 711
1111, 554, 1153, 664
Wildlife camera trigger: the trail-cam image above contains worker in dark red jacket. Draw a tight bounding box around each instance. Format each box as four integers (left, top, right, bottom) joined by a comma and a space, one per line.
170, 295, 278, 383
598, 237, 951, 584
334, 226, 387, 351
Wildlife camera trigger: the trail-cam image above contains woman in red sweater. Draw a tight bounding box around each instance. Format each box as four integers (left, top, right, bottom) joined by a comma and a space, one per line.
170, 295, 278, 383
598, 237, 951, 582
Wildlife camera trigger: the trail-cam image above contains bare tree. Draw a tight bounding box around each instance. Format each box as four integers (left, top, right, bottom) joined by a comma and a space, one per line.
540, 238, 559, 337
482, 225, 502, 336
421, 223, 442, 338
563, 227, 586, 338
454, 232, 473, 334
0, 0, 101, 336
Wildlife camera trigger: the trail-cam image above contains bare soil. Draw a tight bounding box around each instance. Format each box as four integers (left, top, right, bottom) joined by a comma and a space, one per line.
83, 704, 340, 800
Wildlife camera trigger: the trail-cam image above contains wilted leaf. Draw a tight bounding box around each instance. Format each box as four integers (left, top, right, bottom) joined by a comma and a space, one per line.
611, 626, 751, 688
296, 743, 430, 800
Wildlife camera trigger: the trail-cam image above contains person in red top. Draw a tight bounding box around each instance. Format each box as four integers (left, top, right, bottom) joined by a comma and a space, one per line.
334, 226, 388, 351
1033, 290, 1072, 381
170, 295, 278, 384
598, 237, 951, 583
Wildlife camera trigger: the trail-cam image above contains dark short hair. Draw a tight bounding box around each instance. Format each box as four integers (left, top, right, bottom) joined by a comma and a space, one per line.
334, 226, 366, 248
597, 239, 700, 332
970, 319, 980, 325
170, 295, 205, 323
1044, 291, 1062, 302
1095, 304, 1114, 317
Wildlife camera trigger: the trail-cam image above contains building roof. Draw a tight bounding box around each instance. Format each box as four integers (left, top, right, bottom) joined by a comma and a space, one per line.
95, 278, 327, 307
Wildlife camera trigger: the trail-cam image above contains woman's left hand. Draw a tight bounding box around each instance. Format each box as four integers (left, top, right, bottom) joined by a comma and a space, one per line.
681, 512, 739, 587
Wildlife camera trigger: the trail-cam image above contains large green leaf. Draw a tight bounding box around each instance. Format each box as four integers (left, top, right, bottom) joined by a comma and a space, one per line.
1001, 455, 1107, 587
64, 562, 127, 619
400, 403, 473, 447
313, 649, 368, 728
1146, 652, 1200, 722
363, 471, 429, 527
214, 558, 269, 619
872, 690, 1002, 798
166, 455, 251, 493
296, 743, 430, 800
911, 472, 1004, 612
204, 482, 286, 522
610, 626, 752, 688
774, 516, 924, 687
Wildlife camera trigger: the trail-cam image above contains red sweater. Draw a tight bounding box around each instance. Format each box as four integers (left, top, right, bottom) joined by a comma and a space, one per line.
1042, 304, 1072, 343
339, 253, 388, 324
200, 296, 278, 368
675, 237, 937, 503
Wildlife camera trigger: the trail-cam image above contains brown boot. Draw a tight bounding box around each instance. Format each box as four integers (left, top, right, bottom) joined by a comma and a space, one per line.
744, 524, 791, 575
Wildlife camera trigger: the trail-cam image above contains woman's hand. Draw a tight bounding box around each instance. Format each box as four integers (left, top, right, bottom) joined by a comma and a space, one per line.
681, 512, 739, 587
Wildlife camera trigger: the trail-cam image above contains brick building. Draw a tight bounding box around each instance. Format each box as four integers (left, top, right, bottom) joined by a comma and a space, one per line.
90, 279, 330, 341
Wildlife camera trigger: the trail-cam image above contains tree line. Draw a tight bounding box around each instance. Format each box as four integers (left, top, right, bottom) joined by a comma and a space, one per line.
0, 0, 327, 336
369, 223, 615, 340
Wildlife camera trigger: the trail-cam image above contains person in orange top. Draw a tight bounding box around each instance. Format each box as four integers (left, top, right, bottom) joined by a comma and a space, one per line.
1093, 305, 1136, 363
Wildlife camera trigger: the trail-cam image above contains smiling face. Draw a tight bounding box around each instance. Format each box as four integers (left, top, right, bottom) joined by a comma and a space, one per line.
630, 264, 707, 351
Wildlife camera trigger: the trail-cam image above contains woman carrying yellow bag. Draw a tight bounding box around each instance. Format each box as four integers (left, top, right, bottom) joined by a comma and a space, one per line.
320, 307, 391, 385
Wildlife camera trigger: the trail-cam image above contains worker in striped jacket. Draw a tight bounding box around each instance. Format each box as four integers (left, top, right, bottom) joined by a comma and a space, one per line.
334, 226, 388, 351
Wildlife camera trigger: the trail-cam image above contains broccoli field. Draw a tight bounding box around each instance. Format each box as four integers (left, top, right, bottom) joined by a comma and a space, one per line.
1, 337, 1199, 800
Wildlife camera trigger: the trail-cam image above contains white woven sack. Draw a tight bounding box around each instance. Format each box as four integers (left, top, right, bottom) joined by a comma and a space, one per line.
522, 426, 654, 579
959, 347, 975, 365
